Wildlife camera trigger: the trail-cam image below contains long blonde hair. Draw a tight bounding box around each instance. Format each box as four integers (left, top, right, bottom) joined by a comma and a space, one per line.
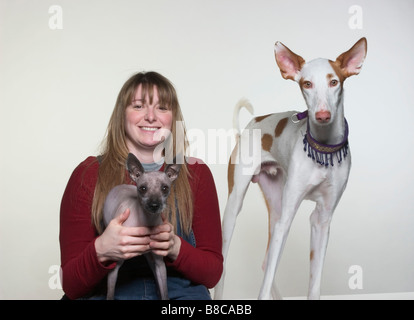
91, 71, 193, 235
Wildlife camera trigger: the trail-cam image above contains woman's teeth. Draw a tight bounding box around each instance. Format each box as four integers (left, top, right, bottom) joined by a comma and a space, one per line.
141, 127, 158, 131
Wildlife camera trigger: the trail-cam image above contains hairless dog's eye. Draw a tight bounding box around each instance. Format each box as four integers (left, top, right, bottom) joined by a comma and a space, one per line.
138, 186, 147, 194
161, 185, 169, 194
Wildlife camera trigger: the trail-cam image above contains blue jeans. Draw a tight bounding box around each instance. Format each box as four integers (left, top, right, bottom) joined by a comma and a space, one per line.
85, 275, 211, 300
81, 226, 210, 300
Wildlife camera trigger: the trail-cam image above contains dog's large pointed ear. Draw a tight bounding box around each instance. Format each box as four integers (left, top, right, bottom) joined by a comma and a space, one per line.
274, 42, 305, 81
127, 153, 145, 183
334, 37, 367, 79
164, 158, 182, 182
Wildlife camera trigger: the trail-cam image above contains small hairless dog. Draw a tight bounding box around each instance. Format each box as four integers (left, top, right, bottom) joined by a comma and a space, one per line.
103, 153, 181, 300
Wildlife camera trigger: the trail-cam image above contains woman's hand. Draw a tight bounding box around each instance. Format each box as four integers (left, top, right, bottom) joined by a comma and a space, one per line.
95, 209, 152, 264
95, 209, 181, 264
148, 217, 181, 262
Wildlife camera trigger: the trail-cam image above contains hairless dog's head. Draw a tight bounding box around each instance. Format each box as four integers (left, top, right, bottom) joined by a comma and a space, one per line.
127, 153, 181, 215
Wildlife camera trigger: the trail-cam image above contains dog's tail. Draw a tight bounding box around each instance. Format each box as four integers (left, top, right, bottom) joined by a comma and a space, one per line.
233, 98, 254, 138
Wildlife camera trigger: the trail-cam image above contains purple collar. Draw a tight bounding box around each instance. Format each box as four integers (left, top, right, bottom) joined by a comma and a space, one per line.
294, 111, 349, 167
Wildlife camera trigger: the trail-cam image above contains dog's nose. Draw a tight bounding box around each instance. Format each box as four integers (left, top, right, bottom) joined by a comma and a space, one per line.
315, 111, 331, 123
148, 202, 161, 212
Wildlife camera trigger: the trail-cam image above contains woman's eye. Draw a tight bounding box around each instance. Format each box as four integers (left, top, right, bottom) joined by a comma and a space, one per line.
158, 105, 169, 111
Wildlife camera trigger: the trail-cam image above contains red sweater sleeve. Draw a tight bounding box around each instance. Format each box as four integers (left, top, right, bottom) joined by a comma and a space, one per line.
59, 157, 116, 299
166, 159, 223, 288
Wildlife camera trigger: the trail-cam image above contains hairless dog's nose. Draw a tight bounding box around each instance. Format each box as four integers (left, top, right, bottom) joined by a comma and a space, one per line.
148, 201, 161, 213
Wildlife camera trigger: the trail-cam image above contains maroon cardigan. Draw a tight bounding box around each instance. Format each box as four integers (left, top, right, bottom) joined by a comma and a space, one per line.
59, 156, 223, 299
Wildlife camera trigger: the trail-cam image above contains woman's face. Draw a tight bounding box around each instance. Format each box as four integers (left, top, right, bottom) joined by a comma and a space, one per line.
124, 85, 173, 159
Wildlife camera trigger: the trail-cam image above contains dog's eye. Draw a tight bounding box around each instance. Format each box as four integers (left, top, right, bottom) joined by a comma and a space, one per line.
138, 186, 147, 194
330, 79, 338, 87
303, 81, 312, 89
161, 185, 169, 194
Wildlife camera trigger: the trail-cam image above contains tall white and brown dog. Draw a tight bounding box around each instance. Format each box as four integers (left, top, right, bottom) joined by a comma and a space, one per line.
215, 38, 367, 300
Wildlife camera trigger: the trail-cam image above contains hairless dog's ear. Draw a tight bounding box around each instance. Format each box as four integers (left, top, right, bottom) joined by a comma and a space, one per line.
334, 37, 367, 78
165, 160, 181, 182
274, 41, 305, 82
127, 153, 145, 183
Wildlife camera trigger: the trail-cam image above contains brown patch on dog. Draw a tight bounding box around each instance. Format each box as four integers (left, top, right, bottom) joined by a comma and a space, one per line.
262, 134, 273, 152
329, 60, 346, 83
275, 117, 288, 137
326, 73, 335, 80
255, 114, 272, 123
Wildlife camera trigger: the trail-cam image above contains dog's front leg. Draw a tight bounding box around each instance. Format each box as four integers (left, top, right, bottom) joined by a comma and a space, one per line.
146, 252, 168, 300
308, 185, 346, 299
308, 203, 333, 300
308, 168, 349, 299
258, 212, 296, 299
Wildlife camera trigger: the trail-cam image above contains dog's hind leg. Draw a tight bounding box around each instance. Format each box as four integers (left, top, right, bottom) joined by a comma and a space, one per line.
214, 169, 253, 299
214, 125, 263, 299
106, 261, 123, 300
214, 140, 261, 299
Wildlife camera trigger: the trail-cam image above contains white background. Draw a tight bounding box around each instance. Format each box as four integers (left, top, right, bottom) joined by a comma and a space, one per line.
1, 0, 413, 299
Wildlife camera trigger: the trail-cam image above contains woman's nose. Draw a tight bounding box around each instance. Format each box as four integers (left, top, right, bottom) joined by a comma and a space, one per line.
144, 107, 156, 122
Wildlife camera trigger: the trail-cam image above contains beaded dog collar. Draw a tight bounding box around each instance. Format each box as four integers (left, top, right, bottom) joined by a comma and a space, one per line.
294, 111, 349, 167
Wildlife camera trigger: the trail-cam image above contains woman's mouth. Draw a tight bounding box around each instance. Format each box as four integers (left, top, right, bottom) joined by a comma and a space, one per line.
140, 126, 160, 132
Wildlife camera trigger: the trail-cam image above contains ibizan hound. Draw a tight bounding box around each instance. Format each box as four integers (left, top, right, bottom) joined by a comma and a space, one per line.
215, 38, 367, 300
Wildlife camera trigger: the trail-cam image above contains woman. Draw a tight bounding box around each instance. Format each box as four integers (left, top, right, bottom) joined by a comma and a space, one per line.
59, 71, 223, 299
